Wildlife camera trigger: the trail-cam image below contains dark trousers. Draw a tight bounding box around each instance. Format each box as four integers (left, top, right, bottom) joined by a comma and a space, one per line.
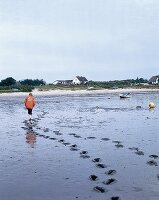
27, 109, 32, 115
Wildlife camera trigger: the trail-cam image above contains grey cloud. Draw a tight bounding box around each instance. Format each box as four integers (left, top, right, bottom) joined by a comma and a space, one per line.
0, 0, 159, 82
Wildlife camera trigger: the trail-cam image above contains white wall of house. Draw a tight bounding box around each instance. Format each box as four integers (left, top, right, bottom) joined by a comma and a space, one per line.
72, 77, 81, 84
53, 81, 59, 85
152, 78, 159, 84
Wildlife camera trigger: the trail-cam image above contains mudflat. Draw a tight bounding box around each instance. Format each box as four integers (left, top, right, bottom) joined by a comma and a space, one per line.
0, 91, 159, 200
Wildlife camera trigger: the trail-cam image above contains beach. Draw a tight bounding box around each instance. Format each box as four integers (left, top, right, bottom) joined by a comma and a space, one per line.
0, 90, 159, 200
0, 88, 159, 97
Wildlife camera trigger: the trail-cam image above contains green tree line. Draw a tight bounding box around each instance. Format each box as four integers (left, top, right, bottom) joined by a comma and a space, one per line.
0, 77, 46, 92
88, 78, 148, 89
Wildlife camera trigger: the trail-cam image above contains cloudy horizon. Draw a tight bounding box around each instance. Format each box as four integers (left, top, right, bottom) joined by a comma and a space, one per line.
0, 0, 159, 83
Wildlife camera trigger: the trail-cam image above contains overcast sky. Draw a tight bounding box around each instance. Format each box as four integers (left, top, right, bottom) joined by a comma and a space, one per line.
0, 0, 159, 83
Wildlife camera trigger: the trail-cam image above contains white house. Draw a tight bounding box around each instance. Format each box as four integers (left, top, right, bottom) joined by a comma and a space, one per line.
149, 76, 159, 84
53, 80, 62, 85
72, 76, 88, 85
53, 80, 73, 85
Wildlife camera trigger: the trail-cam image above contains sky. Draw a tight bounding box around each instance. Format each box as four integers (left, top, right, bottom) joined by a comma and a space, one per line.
0, 0, 159, 83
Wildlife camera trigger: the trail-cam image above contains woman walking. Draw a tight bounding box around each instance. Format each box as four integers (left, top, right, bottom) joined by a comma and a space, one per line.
24, 93, 36, 120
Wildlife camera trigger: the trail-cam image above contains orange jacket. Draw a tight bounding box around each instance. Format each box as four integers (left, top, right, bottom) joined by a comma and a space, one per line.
24, 95, 35, 109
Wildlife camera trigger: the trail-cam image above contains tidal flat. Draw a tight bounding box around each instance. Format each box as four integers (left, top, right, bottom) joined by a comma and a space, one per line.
0, 91, 159, 200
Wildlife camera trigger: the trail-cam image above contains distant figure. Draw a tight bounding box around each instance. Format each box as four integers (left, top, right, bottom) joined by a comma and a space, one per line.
149, 101, 155, 109
24, 93, 36, 120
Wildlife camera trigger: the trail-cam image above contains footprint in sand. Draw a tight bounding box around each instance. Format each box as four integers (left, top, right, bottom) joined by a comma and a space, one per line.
149, 155, 159, 159
92, 158, 102, 163
55, 132, 63, 135
50, 137, 57, 140
147, 160, 158, 166
101, 138, 110, 141
70, 145, 79, 151
112, 141, 122, 144
80, 155, 90, 159
70, 147, 79, 151
105, 170, 117, 175
89, 175, 98, 181
135, 150, 144, 156
38, 134, 44, 137
80, 151, 90, 158
63, 142, 70, 146
112, 141, 124, 148
103, 178, 117, 185
69, 133, 76, 136
93, 186, 107, 193
129, 147, 139, 151
80, 151, 88, 155
115, 144, 124, 148
96, 164, 107, 168
53, 131, 62, 135
87, 136, 96, 139
43, 128, 49, 132
74, 135, 82, 138
58, 139, 65, 142
71, 144, 77, 148
43, 135, 50, 139
21, 127, 29, 130
111, 197, 120, 200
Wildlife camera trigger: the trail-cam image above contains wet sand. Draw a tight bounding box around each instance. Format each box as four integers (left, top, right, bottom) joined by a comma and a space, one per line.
0, 92, 159, 200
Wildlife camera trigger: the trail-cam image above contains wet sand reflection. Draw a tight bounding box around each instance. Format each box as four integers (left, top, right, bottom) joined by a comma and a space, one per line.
26, 131, 36, 147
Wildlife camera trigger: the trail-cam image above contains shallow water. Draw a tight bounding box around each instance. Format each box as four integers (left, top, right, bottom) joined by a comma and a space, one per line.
0, 92, 159, 200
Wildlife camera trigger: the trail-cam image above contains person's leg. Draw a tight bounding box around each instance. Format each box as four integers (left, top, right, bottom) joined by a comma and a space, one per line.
27, 109, 32, 120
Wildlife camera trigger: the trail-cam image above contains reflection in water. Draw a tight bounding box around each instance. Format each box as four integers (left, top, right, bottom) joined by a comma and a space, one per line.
149, 108, 155, 113
26, 131, 36, 148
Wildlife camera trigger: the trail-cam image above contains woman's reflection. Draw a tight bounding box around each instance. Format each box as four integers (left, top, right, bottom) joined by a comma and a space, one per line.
26, 131, 36, 148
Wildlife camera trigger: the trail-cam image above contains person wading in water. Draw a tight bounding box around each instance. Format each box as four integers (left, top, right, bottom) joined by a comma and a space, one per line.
24, 93, 36, 121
